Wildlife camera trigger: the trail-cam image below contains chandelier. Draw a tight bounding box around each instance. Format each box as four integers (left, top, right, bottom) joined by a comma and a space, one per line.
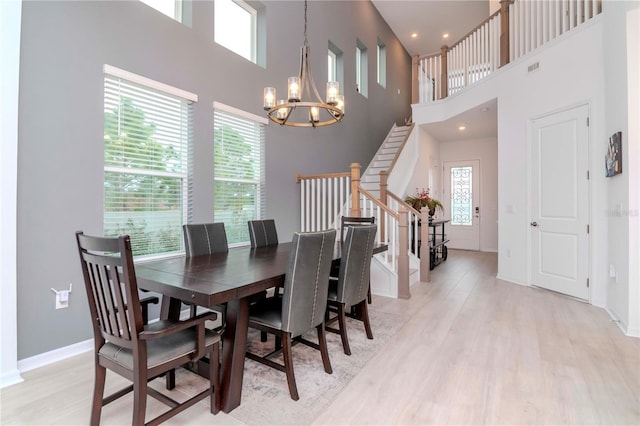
263, 0, 344, 127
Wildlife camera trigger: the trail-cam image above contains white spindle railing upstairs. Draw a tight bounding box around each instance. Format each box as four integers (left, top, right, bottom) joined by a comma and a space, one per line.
417, 0, 602, 102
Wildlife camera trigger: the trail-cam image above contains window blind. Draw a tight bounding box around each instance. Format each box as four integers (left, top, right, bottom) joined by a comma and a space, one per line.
213, 105, 265, 245
104, 72, 192, 257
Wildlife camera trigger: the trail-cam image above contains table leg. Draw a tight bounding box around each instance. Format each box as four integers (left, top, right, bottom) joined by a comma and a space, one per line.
220, 297, 250, 413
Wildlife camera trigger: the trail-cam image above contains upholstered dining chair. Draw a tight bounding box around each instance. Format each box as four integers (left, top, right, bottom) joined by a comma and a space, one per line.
183, 222, 229, 257
248, 219, 279, 248
183, 223, 228, 322
245, 229, 336, 401
335, 216, 376, 303
325, 224, 377, 355
75, 231, 222, 425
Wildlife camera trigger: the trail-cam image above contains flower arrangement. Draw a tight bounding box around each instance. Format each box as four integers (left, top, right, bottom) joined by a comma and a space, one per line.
404, 188, 444, 216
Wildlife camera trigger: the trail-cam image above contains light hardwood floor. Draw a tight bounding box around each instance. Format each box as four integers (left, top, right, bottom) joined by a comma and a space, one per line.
2, 250, 638, 425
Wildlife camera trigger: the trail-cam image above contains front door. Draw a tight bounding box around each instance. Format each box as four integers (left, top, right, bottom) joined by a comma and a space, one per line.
443, 160, 480, 250
530, 104, 589, 300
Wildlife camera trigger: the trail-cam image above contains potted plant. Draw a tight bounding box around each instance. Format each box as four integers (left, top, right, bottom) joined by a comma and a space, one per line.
404, 188, 444, 217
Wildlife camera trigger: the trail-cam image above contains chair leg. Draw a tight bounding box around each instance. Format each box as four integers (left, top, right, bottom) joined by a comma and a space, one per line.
337, 304, 351, 356
282, 333, 299, 401
367, 284, 372, 304
165, 369, 175, 390
316, 324, 333, 374
360, 300, 374, 340
190, 304, 197, 317
90, 363, 106, 426
210, 343, 220, 414
132, 370, 147, 426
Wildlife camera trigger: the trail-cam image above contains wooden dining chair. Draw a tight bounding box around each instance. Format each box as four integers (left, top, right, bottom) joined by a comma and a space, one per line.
325, 224, 377, 355
248, 219, 279, 248
245, 229, 336, 401
75, 231, 223, 425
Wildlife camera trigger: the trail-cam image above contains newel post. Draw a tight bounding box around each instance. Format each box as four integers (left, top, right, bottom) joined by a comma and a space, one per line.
499, 0, 513, 67
440, 45, 449, 100
379, 171, 388, 238
419, 207, 430, 282
350, 162, 361, 217
397, 206, 411, 299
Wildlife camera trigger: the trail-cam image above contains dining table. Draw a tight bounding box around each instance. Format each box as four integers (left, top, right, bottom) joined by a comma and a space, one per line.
135, 240, 388, 413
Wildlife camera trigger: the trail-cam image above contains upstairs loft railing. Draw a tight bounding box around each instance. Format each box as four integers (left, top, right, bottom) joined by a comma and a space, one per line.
414, 0, 603, 103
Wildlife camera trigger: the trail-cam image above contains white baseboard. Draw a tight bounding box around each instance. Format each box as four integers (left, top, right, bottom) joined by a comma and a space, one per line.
605, 307, 640, 338
496, 273, 528, 287
1, 369, 24, 389
17, 339, 94, 374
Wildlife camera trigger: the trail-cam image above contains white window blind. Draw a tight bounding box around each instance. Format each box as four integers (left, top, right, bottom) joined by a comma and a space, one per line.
213, 104, 265, 245
104, 71, 192, 257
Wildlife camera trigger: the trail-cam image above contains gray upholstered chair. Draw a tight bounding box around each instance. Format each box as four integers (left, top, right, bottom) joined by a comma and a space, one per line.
325, 224, 377, 355
183, 222, 229, 257
248, 219, 279, 248
183, 223, 228, 321
75, 232, 222, 424
335, 216, 376, 304
245, 229, 336, 401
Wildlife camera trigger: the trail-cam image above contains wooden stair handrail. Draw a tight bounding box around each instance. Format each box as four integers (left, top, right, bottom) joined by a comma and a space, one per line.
296, 171, 351, 182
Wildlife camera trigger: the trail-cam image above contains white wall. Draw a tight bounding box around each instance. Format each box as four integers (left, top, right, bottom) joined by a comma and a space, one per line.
439, 137, 498, 252
406, 128, 441, 202
413, 18, 610, 304
0, 0, 23, 389
603, 0, 639, 336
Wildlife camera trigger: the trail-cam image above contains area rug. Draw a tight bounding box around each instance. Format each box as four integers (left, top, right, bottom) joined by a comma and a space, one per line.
162, 307, 408, 425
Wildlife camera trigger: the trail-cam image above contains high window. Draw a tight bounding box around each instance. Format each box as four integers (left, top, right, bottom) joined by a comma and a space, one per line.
139, 0, 182, 22
215, 0, 257, 63
377, 38, 386, 88
328, 41, 344, 91
356, 39, 368, 96
213, 103, 267, 245
103, 65, 195, 258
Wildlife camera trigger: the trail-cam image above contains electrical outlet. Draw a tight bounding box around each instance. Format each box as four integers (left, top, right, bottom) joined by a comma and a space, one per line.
55, 290, 70, 309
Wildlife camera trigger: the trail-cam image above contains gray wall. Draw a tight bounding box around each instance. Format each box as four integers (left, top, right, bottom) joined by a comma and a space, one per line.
17, 0, 411, 359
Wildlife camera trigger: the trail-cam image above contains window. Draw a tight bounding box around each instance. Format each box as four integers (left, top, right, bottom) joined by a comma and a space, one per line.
328, 41, 343, 91
213, 103, 267, 245
328, 49, 337, 83
450, 166, 473, 226
356, 39, 368, 96
215, 0, 257, 63
139, 0, 182, 22
103, 65, 195, 257
377, 38, 386, 88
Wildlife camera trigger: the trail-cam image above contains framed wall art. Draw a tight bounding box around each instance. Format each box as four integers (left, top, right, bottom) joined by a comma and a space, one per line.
605, 131, 622, 177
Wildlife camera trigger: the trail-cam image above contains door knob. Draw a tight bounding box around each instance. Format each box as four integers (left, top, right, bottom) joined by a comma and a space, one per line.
530, 221, 539, 227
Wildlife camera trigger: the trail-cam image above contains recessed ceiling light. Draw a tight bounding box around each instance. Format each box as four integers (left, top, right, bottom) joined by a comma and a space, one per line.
411, 33, 418, 38
442, 33, 450, 39
458, 125, 466, 131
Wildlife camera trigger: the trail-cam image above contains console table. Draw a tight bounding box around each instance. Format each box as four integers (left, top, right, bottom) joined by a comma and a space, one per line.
427, 219, 449, 270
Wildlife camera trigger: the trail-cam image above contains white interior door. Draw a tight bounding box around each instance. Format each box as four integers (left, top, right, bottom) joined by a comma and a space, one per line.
443, 160, 480, 250
530, 104, 589, 300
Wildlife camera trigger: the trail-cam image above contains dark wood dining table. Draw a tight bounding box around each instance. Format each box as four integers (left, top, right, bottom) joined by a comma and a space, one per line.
135, 241, 387, 413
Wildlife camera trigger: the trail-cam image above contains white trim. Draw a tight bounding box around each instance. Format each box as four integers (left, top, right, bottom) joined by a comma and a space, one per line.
606, 307, 640, 338
495, 273, 529, 286
1, 0, 23, 390
17, 339, 94, 374
213, 101, 269, 125
103, 64, 198, 102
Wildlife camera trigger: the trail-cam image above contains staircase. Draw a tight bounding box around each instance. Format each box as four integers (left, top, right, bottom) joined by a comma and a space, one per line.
360, 124, 413, 198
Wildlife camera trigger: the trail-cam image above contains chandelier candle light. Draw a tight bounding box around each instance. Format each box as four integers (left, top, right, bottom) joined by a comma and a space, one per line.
263, 0, 344, 127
